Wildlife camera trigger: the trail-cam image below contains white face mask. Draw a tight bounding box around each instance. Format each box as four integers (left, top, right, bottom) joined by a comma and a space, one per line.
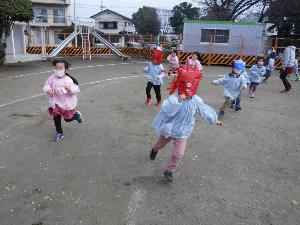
257, 61, 264, 67
55, 70, 65, 78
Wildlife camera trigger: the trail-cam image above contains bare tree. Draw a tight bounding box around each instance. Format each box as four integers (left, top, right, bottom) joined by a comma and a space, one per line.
195, 0, 269, 21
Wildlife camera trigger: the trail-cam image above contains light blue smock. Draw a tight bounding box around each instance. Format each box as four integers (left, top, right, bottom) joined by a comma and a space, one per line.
213, 74, 243, 100
144, 62, 165, 85
249, 65, 266, 83
152, 93, 218, 139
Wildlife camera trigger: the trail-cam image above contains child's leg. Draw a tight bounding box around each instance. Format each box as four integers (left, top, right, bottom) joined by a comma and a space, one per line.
166, 138, 187, 173
53, 115, 63, 134
280, 69, 292, 90
219, 98, 231, 112
153, 136, 172, 152
235, 94, 241, 108
146, 82, 153, 99
153, 85, 161, 102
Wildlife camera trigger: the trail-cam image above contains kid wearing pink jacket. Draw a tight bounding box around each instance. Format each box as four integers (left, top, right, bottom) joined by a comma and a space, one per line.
43, 60, 83, 141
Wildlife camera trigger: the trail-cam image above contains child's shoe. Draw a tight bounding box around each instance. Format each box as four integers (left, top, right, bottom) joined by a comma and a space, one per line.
235, 105, 242, 111
75, 111, 83, 123
150, 149, 158, 160
53, 133, 64, 141
164, 170, 173, 183
218, 111, 225, 120
250, 93, 255, 98
295, 77, 299, 81
155, 101, 161, 107
145, 98, 151, 106
230, 102, 235, 109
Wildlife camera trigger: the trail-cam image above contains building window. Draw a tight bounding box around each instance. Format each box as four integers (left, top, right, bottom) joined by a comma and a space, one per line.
53, 9, 66, 23
34, 8, 48, 23
201, 29, 229, 43
54, 31, 63, 44
99, 22, 118, 29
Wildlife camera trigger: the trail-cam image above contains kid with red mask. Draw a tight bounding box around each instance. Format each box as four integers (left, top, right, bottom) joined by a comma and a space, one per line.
149, 60, 221, 182
144, 47, 165, 106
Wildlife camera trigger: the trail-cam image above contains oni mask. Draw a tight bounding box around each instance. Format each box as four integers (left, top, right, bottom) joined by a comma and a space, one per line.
177, 59, 202, 98
152, 48, 163, 65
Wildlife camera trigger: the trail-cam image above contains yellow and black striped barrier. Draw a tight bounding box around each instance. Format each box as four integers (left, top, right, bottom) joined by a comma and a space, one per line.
26, 46, 299, 70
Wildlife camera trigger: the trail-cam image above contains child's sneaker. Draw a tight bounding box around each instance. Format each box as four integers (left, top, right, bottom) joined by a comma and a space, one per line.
230, 102, 235, 109
75, 111, 83, 123
156, 101, 161, 107
145, 98, 151, 106
280, 88, 291, 93
163, 170, 173, 183
53, 133, 64, 141
150, 149, 158, 160
295, 77, 299, 81
235, 105, 242, 111
218, 111, 225, 120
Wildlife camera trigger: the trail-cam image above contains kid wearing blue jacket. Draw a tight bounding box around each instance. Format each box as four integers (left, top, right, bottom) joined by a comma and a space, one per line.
249, 55, 266, 98
213, 60, 244, 120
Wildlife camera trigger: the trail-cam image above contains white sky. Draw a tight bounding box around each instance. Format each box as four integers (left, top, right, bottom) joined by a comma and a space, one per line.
70, 0, 196, 19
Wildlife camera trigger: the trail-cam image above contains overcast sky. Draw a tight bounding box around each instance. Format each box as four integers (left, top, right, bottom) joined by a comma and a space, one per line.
70, 0, 196, 19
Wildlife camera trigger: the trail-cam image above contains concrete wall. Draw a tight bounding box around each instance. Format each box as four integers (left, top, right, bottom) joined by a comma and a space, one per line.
6, 24, 26, 55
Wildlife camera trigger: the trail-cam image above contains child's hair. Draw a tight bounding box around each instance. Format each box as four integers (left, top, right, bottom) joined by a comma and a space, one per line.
256, 54, 265, 63
192, 52, 203, 62
52, 59, 71, 69
52, 59, 78, 85
172, 49, 177, 54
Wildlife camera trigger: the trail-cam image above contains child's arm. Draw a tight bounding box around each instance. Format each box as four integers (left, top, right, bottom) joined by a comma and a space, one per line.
65, 78, 80, 94
43, 75, 54, 96
212, 77, 226, 85
157, 64, 165, 79
261, 67, 266, 76
250, 65, 258, 76
195, 97, 221, 126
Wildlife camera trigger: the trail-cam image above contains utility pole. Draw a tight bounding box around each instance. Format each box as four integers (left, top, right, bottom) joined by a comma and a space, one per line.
100, 1, 105, 12
74, 0, 77, 47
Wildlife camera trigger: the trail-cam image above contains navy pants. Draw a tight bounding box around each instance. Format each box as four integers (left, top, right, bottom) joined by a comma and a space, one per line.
250, 82, 259, 92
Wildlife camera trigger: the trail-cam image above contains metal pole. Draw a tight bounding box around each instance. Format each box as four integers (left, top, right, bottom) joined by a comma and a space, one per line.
11, 26, 16, 60
74, 0, 77, 47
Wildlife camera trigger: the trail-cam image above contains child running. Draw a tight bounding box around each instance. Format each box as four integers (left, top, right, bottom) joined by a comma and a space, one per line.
231, 60, 249, 111
263, 50, 276, 83
188, 52, 203, 71
144, 47, 165, 107
150, 60, 221, 183
166, 50, 179, 77
213, 60, 244, 120
249, 55, 266, 98
43, 60, 83, 141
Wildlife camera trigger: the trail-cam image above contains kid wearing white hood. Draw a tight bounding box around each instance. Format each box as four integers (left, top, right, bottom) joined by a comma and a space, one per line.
280, 44, 296, 93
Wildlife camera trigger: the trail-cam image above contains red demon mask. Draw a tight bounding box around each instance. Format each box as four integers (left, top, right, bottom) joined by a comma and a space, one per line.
152, 49, 163, 65
177, 59, 202, 98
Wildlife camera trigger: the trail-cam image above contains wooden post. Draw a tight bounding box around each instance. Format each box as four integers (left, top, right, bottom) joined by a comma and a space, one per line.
208, 35, 213, 66
274, 37, 278, 51
240, 36, 245, 60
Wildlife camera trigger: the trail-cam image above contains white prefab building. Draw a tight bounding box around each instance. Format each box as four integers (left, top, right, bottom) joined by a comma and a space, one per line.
183, 20, 265, 55
90, 9, 136, 35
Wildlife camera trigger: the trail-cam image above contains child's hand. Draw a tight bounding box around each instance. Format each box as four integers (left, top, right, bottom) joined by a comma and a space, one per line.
47, 90, 54, 97
216, 121, 222, 126
64, 86, 72, 92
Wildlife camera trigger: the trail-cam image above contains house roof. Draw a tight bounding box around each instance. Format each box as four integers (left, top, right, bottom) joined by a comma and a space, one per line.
184, 19, 262, 26
90, 9, 133, 22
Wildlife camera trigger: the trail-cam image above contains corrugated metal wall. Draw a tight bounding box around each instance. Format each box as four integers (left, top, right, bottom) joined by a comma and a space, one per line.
183, 22, 265, 55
